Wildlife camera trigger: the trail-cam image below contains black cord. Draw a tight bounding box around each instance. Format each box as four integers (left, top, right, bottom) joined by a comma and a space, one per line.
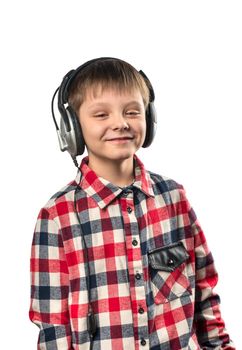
51, 87, 60, 130
72, 157, 79, 169
74, 182, 97, 349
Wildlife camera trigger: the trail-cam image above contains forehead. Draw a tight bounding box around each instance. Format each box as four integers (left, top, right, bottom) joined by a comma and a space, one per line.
83, 84, 144, 104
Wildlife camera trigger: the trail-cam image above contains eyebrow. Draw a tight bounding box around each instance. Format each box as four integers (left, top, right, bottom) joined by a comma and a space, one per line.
87, 101, 144, 111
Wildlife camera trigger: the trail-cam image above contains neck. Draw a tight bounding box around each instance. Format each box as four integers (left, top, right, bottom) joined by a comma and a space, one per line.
87, 154, 135, 187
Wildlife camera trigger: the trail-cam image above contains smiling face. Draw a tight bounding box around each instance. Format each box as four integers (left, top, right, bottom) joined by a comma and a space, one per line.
78, 86, 147, 166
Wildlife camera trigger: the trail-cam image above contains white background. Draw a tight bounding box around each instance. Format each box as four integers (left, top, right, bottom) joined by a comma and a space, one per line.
0, 0, 241, 348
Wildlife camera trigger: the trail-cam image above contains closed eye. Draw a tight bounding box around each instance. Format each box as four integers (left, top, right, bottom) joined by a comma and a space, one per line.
94, 113, 108, 118
126, 110, 141, 116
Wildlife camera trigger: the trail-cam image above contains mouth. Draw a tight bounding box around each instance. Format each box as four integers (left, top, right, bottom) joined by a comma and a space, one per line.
107, 137, 134, 141
106, 137, 134, 144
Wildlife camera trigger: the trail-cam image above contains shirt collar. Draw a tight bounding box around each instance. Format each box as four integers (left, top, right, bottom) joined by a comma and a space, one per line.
74, 154, 155, 209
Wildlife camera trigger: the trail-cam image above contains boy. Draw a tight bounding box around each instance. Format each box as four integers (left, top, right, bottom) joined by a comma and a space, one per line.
29, 57, 235, 349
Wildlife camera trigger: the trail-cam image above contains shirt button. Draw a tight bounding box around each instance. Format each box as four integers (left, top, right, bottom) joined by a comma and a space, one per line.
167, 257, 175, 267
135, 272, 141, 280
138, 307, 144, 314
127, 206, 132, 213
132, 239, 138, 246
141, 338, 146, 346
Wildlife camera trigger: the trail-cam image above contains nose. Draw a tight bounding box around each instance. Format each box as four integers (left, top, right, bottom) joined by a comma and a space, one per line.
111, 113, 129, 130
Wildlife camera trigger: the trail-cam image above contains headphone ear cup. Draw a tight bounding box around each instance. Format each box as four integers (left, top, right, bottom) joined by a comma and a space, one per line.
142, 102, 157, 148
59, 106, 85, 158
66, 106, 86, 156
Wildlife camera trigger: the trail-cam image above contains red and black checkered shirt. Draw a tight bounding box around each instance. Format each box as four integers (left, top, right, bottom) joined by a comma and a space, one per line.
29, 154, 235, 349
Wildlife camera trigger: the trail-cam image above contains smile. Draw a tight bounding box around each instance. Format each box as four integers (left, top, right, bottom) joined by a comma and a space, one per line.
107, 138, 133, 144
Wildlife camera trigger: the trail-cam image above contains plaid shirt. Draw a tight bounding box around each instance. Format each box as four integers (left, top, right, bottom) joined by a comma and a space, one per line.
29, 154, 235, 350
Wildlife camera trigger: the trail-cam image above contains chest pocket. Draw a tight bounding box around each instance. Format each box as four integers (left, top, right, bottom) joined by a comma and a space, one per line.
148, 242, 192, 304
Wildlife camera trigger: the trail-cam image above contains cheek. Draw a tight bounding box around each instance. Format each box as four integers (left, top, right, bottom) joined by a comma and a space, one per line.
81, 122, 105, 140
137, 120, 147, 135
140, 122, 147, 142
143, 120, 147, 132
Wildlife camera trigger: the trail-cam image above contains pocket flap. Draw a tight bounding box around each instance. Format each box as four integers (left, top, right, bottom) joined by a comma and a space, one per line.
148, 242, 189, 272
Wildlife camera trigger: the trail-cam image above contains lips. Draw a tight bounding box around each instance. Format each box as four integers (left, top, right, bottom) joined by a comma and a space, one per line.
107, 136, 133, 141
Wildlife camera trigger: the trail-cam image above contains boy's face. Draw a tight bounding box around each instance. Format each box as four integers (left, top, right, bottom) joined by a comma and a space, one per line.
78, 87, 147, 165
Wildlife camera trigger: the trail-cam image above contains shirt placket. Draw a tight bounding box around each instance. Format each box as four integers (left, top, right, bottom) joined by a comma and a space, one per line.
120, 188, 150, 350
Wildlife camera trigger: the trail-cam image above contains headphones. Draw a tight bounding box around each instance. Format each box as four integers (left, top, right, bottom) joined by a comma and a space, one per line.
51, 57, 157, 165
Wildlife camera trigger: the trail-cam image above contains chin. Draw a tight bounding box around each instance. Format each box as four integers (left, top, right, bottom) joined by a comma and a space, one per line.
104, 151, 135, 161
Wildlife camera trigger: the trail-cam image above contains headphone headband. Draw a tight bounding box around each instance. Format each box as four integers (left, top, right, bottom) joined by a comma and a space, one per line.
61, 58, 117, 104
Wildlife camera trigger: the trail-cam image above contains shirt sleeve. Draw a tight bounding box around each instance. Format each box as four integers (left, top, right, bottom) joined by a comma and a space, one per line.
178, 185, 236, 349
29, 207, 73, 349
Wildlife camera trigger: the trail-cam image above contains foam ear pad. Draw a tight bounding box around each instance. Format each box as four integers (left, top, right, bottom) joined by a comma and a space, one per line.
142, 102, 157, 148
66, 106, 86, 156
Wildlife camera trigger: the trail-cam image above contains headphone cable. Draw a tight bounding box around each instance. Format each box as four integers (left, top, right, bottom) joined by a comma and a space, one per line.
51, 87, 60, 130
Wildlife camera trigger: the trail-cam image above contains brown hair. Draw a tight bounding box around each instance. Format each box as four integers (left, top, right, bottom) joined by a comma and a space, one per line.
68, 58, 151, 115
